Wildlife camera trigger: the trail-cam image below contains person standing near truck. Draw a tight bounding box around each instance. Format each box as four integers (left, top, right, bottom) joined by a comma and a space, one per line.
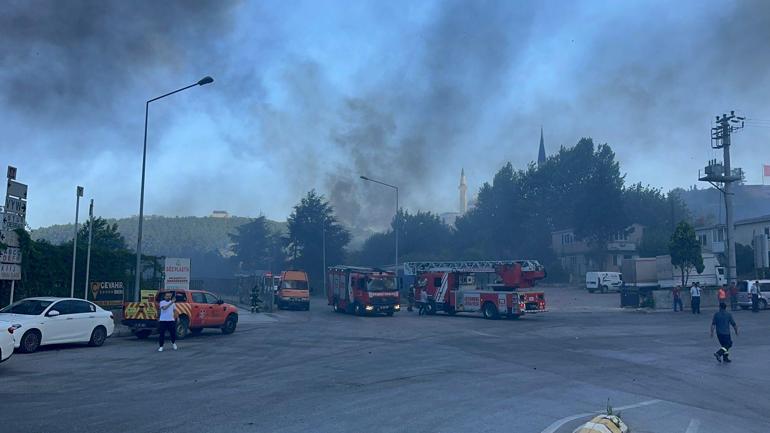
158, 291, 178, 352
690, 283, 701, 314
672, 286, 683, 312
711, 303, 738, 363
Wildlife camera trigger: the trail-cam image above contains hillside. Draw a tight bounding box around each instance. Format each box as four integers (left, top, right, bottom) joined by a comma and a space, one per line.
31, 215, 286, 277
673, 184, 770, 226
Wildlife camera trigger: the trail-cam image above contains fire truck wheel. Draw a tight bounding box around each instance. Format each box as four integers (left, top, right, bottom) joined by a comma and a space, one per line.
176, 317, 190, 339
135, 330, 151, 339
221, 314, 238, 334
425, 303, 436, 315
482, 302, 499, 320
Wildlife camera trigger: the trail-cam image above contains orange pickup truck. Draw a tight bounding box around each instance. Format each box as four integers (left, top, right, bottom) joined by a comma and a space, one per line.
275, 270, 310, 310
123, 289, 239, 339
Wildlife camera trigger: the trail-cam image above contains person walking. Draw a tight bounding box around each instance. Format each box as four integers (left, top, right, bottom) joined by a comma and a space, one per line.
418, 288, 428, 316
729, 281, 739, 311
158, 291, 178, 352
718, 285, 728, 306
690, 282, 702, 314
750, 280, 761, 313
711, 303, 738, 363
672, 286, 683, 312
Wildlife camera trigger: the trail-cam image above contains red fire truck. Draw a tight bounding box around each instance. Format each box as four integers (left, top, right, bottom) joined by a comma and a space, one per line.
327, 266, 401, 316
404, 260, 547, 319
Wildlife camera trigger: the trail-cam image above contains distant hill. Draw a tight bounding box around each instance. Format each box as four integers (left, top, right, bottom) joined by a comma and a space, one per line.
672, 184, 770, 226
31, 215, 286, 277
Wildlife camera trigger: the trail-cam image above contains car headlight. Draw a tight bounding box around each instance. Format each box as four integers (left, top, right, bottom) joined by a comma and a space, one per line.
365, 305, 374, 311
394, 304, 401, 310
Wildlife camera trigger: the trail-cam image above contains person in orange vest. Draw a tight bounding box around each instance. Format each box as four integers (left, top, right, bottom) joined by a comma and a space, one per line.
718, 285, 728, 305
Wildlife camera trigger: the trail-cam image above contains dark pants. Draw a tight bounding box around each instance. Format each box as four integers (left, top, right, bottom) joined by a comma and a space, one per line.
730, 294, 738, 311
716, 333, 733, 359
418, 302, 426, 316
752, 293, 760, 312
691, 296, 701, 314
158, 320, 177, 346
673, 297, 683, 312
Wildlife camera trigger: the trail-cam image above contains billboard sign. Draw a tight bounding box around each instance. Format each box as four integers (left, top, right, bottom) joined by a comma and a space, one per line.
89, 281, 125, 309
0, 247, 21, 264
2, 212, 25, 230
0, 263, 21, 280
6, 180, 27, 200
5, 196, 26, 216
164, 257, 191, 291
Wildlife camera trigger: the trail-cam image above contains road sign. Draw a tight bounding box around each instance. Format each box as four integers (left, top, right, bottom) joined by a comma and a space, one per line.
0, 263, 21, 280
6, 180, 27, 200
4, 196, 26, 217
164, 257, 191, 290
0, 247, 21, 264
2, 212, 25, 230
0, 230, 20, 247
7, 166, 16, 180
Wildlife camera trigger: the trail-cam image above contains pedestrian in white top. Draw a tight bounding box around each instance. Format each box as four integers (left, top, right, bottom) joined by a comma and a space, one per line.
690, 283, 701, 315
158, 291, 178, 352
750, 280, 761, 313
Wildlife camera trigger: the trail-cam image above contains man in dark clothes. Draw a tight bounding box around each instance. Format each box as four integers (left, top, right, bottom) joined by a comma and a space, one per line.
711, 303, 738, 363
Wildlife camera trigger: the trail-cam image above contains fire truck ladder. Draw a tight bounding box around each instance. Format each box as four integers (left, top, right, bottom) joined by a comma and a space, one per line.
402, 260, 543, 276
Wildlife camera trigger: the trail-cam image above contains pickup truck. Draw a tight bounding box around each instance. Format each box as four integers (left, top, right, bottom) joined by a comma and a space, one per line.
122, 289, 238, 339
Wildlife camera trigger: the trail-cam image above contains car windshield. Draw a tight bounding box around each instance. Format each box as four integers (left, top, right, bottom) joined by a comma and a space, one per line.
282, 280, 308, 289
367, 277, 395, 292
0, 299, 53, 315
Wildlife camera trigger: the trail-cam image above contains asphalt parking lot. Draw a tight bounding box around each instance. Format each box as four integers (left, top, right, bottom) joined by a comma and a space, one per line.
2, 286, 769, 433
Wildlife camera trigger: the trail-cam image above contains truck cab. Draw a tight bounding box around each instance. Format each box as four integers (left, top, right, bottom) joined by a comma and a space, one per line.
327, 266, 400, 316
276, 270, 310, 311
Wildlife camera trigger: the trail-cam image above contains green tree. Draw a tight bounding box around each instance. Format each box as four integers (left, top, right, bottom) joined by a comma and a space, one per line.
229, 216, 285, 273
287, 190, 350, 292
624, 184, 689, 257
668, 221, 704, 287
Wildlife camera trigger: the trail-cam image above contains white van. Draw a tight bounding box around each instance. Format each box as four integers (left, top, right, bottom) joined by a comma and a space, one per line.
586, 272, 623, 293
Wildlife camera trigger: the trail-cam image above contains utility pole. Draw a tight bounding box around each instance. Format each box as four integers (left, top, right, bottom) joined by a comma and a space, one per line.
84, 199, 94, 300
700, 111, 744, 285
70, 186, 83, 298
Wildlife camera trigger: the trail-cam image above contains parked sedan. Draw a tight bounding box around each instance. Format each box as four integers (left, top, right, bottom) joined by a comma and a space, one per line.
0, 320, 15, 363
0, 297, 115, 353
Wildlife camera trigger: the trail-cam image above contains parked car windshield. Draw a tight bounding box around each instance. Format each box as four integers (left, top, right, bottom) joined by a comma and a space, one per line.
367, 278, 396, 292
0, 299, 54, 315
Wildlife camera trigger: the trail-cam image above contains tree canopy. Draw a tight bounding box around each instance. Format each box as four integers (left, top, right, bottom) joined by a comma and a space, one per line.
669, 221, 704, 287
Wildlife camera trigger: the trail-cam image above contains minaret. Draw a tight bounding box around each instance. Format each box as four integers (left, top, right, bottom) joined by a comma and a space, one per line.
537, 126, 546, 166
459, 168, 467, 213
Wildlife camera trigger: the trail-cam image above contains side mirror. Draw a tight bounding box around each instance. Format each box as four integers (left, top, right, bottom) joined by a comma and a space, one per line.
216, 299, 224, 305
47, 310, 60, 317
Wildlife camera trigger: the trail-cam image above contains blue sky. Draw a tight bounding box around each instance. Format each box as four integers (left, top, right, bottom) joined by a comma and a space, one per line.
2, 0, 770, 233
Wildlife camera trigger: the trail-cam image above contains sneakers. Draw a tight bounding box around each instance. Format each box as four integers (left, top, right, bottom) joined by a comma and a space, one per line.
723, 356, 732, 363
158, 346, 164, 352
713, 352, 722, 363
172, 343, 178, 351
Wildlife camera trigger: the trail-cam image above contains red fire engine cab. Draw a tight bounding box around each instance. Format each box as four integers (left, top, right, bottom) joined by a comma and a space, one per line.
404, 260, 547, 320
327, 266, 401, 316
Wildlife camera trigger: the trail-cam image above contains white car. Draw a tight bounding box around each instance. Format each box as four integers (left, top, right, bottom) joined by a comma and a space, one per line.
0, 297, 115, 353
0, 320, 15, 363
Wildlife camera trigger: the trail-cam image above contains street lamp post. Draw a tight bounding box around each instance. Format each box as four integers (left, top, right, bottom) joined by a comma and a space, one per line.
134, 76, 214, 301
359, 176, 399, 288
70, 186, 83, 298
322, 217, 327, 298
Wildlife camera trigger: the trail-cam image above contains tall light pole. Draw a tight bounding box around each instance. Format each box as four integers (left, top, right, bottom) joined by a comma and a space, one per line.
134, 76, 214, 301
70, 186, 83, 298
322, 216, 327, 298
360, 176, 399, 288
84, 199, 94, 300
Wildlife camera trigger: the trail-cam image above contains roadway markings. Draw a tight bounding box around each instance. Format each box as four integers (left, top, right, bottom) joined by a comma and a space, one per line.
540, 399, 662, 433
469, 330, 498, 338
685, 419, 700, 433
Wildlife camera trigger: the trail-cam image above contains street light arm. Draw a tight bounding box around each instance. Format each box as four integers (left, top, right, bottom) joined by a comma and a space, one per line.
360, 175, 398, 191
147, 82, 199, 103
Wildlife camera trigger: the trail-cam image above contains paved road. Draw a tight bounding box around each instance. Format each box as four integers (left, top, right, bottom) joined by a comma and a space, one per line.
3, 287, 769, 433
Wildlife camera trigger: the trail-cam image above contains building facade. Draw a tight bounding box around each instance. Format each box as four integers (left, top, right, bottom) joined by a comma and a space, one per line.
551, 223, 645, 279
